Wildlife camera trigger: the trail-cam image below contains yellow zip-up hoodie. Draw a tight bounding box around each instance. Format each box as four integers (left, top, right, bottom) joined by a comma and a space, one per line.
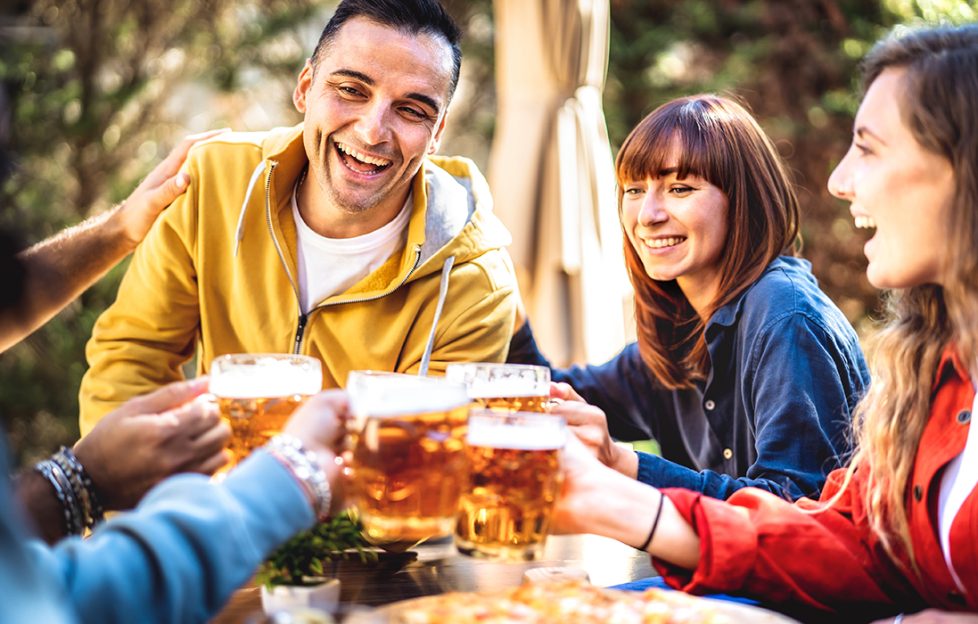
79, 125, 518, 434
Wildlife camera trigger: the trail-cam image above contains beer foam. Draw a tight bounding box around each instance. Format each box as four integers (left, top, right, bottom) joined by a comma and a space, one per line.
466, 420, 566, 450
210, 362, 321, 398
466, 378, 549, 399
349, 376, 469, 417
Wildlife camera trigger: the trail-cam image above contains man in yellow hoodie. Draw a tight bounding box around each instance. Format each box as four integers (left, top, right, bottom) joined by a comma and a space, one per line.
79, 0, 518, 434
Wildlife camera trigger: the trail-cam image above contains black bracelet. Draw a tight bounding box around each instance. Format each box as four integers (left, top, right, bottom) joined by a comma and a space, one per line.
54, 447, 105, 529
635, 491, 665, 552
34, 459, 83, 536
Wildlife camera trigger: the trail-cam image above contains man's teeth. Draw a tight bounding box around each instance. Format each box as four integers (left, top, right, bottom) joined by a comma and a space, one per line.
646, 237, 685, 249
336, 143, 391, 167
854, 216, 877, 229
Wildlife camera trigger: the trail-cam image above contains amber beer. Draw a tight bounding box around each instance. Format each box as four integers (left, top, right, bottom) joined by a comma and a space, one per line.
445, 363, 550, 413
455, 410, 566, 561
209, 354, 322, 469
346, 372, 471, 547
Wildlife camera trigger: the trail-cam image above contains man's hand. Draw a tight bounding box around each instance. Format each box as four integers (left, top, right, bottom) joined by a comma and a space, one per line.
114, 129, 229, 249
73, 378, 230, 511
549, 382, 639, 479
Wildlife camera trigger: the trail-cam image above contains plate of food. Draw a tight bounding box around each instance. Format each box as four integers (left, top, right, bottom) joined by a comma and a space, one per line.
344, 579, 801, 623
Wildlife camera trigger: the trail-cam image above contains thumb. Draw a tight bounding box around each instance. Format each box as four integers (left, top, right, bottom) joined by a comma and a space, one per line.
550, 382, 582, 402
155, 171, 191, 206
116, 377, 210, 417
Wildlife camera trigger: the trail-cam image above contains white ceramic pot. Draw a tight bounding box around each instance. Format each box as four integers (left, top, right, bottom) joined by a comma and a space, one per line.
260, 577, 341, 617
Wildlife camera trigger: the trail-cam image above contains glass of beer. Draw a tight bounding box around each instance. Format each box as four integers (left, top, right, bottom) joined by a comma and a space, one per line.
345, 371, 471, 548
445, 363, 550, 413
455, 410, 567, 561
209, 354, 322, 470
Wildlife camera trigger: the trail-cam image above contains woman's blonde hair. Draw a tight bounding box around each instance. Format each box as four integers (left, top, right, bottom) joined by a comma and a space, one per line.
840, 24, 978, 572
616, 95, 800, 389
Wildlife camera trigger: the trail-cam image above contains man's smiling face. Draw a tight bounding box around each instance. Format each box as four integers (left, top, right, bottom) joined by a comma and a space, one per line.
293, 16, 453, 220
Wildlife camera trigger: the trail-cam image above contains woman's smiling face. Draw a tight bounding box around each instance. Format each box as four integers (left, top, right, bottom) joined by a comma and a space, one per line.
620, 142, 729, 313
827, 67, 955, 290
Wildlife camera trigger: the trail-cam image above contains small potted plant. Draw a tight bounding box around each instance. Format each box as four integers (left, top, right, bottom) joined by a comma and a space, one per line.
257, 511, 377, 616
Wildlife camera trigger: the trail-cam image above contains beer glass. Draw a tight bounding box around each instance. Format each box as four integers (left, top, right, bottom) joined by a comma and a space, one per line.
209, 354, 322, 469
345, 371, 471, 547
445, 363, 550, 413
455, 410, 567, 561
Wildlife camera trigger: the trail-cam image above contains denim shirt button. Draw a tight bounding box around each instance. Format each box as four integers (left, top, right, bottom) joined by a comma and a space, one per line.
704, 400, 716, 411
722, 448, 733, 460
957, 410, 971, 424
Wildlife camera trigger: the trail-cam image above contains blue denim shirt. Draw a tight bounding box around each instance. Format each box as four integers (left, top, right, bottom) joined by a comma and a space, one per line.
508, 256, 870, 501
0, 432, 314, 624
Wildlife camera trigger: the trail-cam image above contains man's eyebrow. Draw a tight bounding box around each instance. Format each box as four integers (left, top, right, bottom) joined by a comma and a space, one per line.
331, 69, 374, 85
329, 68, 442, 115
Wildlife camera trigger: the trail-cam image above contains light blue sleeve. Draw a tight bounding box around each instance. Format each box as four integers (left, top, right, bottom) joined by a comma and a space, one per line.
27, 450, 315, 624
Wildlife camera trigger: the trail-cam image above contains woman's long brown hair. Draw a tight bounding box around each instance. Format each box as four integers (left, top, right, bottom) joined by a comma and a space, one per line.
830, 24, 978, 574
617, 95, 800, 388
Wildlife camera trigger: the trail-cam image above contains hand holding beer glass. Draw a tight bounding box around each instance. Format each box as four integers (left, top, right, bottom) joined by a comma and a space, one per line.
209, 354, 322, 470
445, 362, 550, 413
345, 372, 470, 548
455, 410, 567, 561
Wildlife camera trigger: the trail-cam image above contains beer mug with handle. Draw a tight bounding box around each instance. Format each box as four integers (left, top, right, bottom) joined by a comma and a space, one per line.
209, 353, 322, 471
455, 409, 567, 561
345, 371, 470, 549
445, 363, 550, 413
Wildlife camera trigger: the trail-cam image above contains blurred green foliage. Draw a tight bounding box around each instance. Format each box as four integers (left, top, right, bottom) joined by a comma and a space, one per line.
0, 0, 974, 467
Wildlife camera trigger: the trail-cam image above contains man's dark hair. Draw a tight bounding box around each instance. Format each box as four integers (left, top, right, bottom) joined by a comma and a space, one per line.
311, 0, 462, 101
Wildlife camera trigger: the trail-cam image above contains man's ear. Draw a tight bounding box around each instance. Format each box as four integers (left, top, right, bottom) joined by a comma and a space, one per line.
293, 60, 314, 114
427, 111, 449, 155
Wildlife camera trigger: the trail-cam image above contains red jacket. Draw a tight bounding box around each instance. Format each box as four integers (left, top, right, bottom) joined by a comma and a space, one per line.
657, 346, 976, 615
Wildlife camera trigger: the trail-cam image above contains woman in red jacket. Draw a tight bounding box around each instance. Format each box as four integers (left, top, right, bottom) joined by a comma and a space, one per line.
552, 23, 978, 623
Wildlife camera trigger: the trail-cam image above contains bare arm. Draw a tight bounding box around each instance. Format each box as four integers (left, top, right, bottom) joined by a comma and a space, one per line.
0, 129, 228, 353
552, 435, 701, 570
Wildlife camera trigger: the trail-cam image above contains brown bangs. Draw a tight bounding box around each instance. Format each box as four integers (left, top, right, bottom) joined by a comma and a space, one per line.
615, 98, 732, 193
618, 94, 801, 389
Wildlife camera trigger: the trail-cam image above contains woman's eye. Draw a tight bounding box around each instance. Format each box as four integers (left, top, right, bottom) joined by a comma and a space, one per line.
623, 187, 644, 196
669, 186, 694, 194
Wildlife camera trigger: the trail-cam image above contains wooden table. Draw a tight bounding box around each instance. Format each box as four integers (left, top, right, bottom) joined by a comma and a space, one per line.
211, 534, 656, 623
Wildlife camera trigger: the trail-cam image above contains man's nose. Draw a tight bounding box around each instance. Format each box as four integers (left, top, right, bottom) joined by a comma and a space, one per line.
353, 101, 391, 146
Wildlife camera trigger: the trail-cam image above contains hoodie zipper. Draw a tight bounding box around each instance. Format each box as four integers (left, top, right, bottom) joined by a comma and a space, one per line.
261, 159, 427, 354
260, 160, 307, 355
291, 245, 424, 353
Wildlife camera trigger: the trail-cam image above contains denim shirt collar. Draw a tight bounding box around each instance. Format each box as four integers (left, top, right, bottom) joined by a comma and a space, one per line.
706, 256, 812, 334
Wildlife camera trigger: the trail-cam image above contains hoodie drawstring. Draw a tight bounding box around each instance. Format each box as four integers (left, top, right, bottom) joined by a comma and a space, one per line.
233, 161, 267, 257
418, 255, 455, 377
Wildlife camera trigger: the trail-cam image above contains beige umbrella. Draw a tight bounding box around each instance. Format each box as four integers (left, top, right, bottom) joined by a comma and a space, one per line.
489, 0, 631, 366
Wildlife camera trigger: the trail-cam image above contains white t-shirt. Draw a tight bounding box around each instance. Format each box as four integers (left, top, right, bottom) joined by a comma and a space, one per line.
937, 370, 978, 595
291, 186, 411, 314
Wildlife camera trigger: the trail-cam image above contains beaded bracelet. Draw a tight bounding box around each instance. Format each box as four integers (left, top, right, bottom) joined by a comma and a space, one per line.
266, 434, 332, 521
34, 459, 82, 536
34, 447, 105, 536
53, 447, 105, 529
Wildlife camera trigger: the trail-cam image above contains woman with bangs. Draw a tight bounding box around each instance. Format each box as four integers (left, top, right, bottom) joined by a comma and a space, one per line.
508, 94, 869, 501
550, 23, 978, 621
